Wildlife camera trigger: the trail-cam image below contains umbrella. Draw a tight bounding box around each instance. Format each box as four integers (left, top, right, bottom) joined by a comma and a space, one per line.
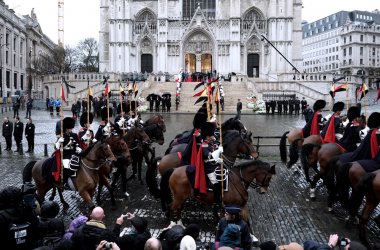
146, 93, 155, 101
162, 92, 171, 98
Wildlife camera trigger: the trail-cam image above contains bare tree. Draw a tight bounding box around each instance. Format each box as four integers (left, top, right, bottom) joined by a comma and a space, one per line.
76, 38, 99, 72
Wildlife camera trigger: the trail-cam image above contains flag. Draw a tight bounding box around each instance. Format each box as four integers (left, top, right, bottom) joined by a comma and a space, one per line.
334, 83, 348, 93
214, 87, 219, 103
193, 87, 208, 97
329, 84, 336, 98
60, 83, 66, 102
87, 81, 93, 101
128, 82, 133, 94
358, 83, 368, 100
133, 82, 138, 97
63, 78, 75, 94
104, 83, 109, 97
377, 88, 380, 102
119, 84, 126, 97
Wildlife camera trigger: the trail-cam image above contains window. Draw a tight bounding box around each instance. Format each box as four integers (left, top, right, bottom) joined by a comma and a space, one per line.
360, 35, 363, 42
13, 37, 17, 50
360, 59, 363, 65
349, 47, 352, 55
5, 51, 8, 64
343, 48, 346, 56
349, 35, 352, 42
13, 54, 16, 67
20, 40, 23, 54
14, 73, 17, 89
183, 0, 216, 19
360, 47, 363, 55
373, 48, 376, 56
373, 36, 376, 43
344, 37, 346, 43
6, 71, 10, 88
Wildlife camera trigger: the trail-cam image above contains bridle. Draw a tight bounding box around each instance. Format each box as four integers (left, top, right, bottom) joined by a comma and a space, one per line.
81, 145, 115, 170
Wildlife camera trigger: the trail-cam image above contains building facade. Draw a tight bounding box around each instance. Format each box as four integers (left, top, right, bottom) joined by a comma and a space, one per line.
302, 10, 380, 86
99, 0, 303, 79
0, 1, 56, 100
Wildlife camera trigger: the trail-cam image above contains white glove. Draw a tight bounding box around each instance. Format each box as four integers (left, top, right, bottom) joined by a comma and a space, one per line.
92, 138, 97, 143
58, 137, 64, 143
76, 147, 82, 154
218, 146, 223, 153
215, 158, 223, 164
55, 141, 60, 150
211, 149, 222, 160
85, 130, 91, 136
117, 118, 125, 127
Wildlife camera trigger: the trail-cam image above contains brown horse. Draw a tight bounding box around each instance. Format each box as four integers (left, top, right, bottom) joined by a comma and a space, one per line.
279, 128, 303, 163
96, 135, 131, 206
22, 141, 117, 209
159, 160, 275, 225
146, 130, 258, 198
349, 168, 380, 245
145, 114, 166, 133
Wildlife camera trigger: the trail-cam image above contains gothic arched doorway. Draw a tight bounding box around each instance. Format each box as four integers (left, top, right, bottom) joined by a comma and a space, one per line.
201, 54, 212, 73
141, 54, 153, 73
247, 53, 259, 77
185, 54, 196, 73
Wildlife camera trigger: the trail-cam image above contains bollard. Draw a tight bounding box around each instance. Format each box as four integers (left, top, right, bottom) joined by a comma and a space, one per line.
19, 145, 23, 155
44, 144, 48, 156
1, 107, 3, 113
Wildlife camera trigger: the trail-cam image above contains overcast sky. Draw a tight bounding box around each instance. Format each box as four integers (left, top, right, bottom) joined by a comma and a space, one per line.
5, 0, 380, 47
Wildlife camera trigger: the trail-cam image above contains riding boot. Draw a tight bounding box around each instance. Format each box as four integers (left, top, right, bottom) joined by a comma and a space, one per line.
212, 183, 222, 218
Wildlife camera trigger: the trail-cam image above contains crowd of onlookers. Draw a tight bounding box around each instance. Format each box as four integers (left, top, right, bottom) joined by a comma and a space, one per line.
0, 184, 371, 250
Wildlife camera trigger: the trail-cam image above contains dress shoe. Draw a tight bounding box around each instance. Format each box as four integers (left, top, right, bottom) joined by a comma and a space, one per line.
25, 150, 30, 153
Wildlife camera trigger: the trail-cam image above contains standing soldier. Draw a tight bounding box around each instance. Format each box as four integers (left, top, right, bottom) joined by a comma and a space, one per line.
283, 99, 288, 115
289, 99, 294, 115
81, 99, 87, 113
55, 99, 61, 116
25, 97, 33, 119
265, 100, 270, 115
2, 117, 13, 151
55, 117, 82, 178
161, 96, 167, 112
49, 98, 55, 115
155, 97, 160, 112
13, 97, 20, 118
76, 99, 82, 115
78, 112, 96, 150
25, 118, 35, 153
294, 97, 301, 115
166, 96, 172, 112
13, 117, 24, 152
277, 100, 283, 115
236, 99, 242, 120
270, 100, 276, 115
301, 97, 307, 116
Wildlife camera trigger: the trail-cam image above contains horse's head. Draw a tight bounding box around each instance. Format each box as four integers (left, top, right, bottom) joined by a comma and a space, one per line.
107, 136, 131, 164
146, 115, 166, 133
239, 131, 258, 160
144, 124, 165, 145
250, 162, 276, 194
98, 142, 117, 163
222, 117, 247, 134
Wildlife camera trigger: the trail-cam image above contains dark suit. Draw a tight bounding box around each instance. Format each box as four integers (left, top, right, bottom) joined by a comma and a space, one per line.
2, 121, 13, 150
13, 121, 24, 152
25, 122, 35, 152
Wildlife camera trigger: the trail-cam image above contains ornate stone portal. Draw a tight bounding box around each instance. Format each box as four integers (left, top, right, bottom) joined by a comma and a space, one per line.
183, 32, 213, 72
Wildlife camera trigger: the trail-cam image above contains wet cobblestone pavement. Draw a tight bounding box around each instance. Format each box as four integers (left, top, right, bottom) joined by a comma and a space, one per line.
0, 107, 379, 248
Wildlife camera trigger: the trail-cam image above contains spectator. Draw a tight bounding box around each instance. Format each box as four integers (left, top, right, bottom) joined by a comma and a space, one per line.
26, 97, 33, 118
303, 105, 313, 123
166, 97, 172, 113
183, 224, 202, 249
236, 99, 242, 120
301, 97, 307, 115
144, 237, 162, 250
49, 98, 55, 115
278, 242, 303, 250
63, 215, 88, 240
46, 97, 50, 110
215, 205, 253, 250
96, 240, 121, 250
82, 99, 87, 113
2, 116, 13, 151
55, 99, 61, 116
117, 212, 151, 250
70, 206, 120, 250
25, 118, 35, 153
13, 97, 20, 118
158, 225, 185, 250
72, 102, 78, 119
20, 95, 26, 111
303, 234, 366, 250
213, 224, 243, 250
259, 241, 277, 250
294, 97, 301, 115
13, 116, 24, 152
77, 99, 82, 115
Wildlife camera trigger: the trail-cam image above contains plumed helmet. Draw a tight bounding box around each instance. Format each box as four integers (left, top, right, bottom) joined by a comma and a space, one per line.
117, 103, 128, 114
224, 204, 241, 215
201, 122, 216, 138
346, 106, 361, 122
101, 107, 113, 120
80, 112, 94, 127
332, 102, 345, 112
40, 200, 60, 218
367, 112, 380, 129
63, 117, 76, 131
0, 186, 22, 207
313, 99, 326, 111
193, 112, 207, 129
130, 216, 148, 233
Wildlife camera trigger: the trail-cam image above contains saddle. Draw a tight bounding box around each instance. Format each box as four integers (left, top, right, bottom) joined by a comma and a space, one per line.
185, 165, 229, 193
42, 152, 80, 186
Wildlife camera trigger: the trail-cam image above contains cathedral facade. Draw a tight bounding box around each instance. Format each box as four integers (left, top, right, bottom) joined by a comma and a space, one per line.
99, 0, 303, 79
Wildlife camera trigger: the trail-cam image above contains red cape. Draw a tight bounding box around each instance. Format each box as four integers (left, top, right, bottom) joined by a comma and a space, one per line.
191, 129, 201, 166
370, 129, 379, 159
194, 142, 207, 194
52, 150, 62, 182
323, 115, 336, 143
310, 112, 320, 135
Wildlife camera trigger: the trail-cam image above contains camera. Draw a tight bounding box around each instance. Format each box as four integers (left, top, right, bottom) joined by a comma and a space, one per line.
104, 242, 113, 250
338, 238, 348, 247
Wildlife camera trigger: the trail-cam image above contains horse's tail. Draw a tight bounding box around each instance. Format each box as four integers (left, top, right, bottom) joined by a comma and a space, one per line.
324, 156, 341, 192
160, 168, 174, 212
146, 156, 162, 199
23, 160, 37, 183
280, 131, 289, 163
287, 139, 302, 168
355, 172, 376, 197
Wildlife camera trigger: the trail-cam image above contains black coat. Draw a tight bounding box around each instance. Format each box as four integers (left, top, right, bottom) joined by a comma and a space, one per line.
25, 123, 35, 140
2, 121, 13, 137
215, 218, 252, 250
14, 121, 24, 141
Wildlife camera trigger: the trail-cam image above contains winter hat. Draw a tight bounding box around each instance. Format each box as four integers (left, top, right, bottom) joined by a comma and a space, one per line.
131, 216, 148, 233
201, 122, 216, 138
260, 241, 278, 250
193, 111, 208, 129
184, 224, 201, 240
63, 117, 76, 131
224, 204, 241, 215
313, 100, 326, 111
367, 112, 380, 129
80, 112, 94, 127
101, 107, 113, 120
332, 102, 344, 112
346, 106, 361, 122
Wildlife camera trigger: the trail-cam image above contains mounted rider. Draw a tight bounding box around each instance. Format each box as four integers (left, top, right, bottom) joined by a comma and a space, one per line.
78, 112, 96, 150
195, 122, 223, 206
301, 99, 326, 138
55, 117, 82, 178
336, 106, 361, 152
114, 103, 128, 135
321, 101, 344, 143
95, 107, 114, 141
